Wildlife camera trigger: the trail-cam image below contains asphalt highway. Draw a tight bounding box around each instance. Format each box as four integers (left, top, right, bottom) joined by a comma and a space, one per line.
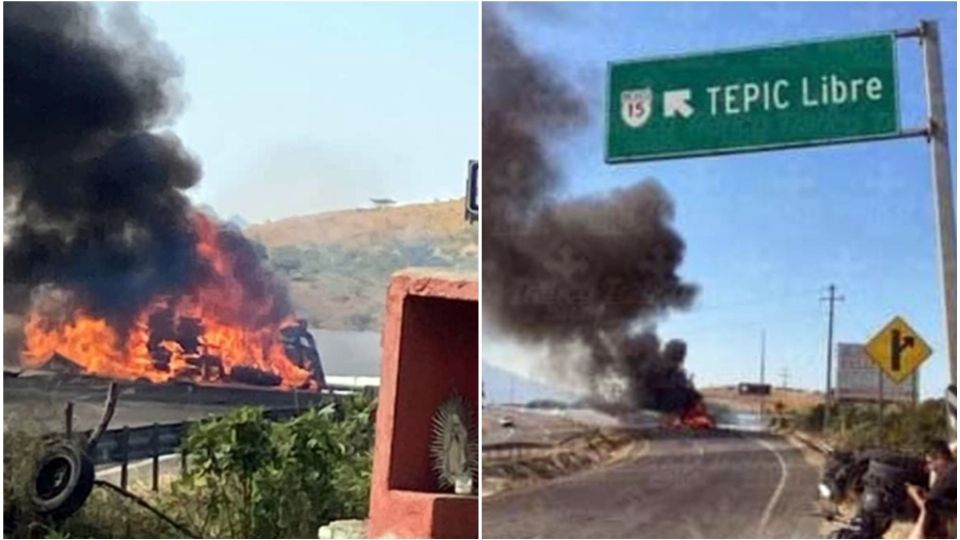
483, 428, 820, 539
4, 371, 328, 433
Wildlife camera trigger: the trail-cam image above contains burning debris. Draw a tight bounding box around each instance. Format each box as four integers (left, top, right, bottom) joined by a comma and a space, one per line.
666, 401, 716, 431
4, 3, 322, 389
482, 7, 700, 414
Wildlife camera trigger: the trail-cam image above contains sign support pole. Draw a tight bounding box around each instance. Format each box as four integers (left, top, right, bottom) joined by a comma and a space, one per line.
878, 371, 885, 445
918, 20, 958, 394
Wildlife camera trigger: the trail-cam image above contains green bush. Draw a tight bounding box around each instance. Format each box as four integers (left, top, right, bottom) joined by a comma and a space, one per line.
170, 394, 376, 538
801, 399, 950, 453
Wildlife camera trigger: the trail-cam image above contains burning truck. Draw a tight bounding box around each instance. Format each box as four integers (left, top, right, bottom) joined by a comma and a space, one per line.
16, 214, 326, 390
4, 3, 324, 391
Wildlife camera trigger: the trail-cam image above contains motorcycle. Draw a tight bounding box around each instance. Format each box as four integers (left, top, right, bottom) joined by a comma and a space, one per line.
818, 449, 927, 539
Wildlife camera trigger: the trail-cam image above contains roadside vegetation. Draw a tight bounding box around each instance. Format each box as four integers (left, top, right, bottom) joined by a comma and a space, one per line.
797, 398, 950, 453
3, 393, 376, 539
268, 237, 476, 332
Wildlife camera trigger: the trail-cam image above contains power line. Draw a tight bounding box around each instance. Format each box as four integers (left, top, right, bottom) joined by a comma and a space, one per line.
691, 288, 824, 313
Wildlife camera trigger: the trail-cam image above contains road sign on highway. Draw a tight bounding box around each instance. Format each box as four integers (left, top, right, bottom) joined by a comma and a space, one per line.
465, 160, 478, 223
737, 383, 772, 396
836, 343, 917, 402
606, 33, 900, 162
864, 316, 933, 385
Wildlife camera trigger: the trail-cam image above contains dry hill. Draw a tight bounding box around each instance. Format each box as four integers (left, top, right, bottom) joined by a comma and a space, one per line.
248, 198, 477, 331
247, 199, 472, 248
701, 385, 824, 413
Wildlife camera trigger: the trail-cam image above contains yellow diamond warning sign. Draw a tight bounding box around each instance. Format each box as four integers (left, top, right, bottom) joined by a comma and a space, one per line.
864, 316, 933, 385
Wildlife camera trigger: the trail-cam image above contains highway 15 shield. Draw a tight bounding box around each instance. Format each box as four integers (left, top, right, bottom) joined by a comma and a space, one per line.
864, 316, 933, 385
621, 89, 653, 128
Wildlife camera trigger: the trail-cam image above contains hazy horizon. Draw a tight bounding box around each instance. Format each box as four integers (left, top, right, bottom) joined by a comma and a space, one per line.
133, 2, 479, 224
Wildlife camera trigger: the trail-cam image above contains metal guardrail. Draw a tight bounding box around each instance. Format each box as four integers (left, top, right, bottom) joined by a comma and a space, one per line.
482, 441, 553, 452
88, 422, 186, 465
8, 373, 371, 492
75, 401, 354, 492
481, 441, 553, 461
83, 407, 307, 465
481, 428, 604, 461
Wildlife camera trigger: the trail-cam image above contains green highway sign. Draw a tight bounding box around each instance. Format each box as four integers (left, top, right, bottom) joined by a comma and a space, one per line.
606, 34, 900, 162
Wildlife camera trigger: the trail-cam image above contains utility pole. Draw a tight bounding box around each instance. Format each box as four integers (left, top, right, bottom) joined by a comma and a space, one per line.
760, 331, 766, 385
780, 368, 790, 390
760, 331, 767, 423
821, 285, 844, 429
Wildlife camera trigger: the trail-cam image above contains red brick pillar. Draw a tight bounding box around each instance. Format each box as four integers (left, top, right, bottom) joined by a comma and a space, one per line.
367, 269, 478, 539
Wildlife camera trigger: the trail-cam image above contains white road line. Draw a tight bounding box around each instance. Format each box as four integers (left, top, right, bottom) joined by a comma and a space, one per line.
753, 437, 789, 537
97, 453, 180, 477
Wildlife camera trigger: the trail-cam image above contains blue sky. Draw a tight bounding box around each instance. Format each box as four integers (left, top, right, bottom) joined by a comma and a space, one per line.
133, 2, 478, 223
483, 2, 956, 400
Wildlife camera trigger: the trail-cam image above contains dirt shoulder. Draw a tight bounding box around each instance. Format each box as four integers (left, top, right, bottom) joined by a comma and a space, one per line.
701, 386, 824, 413
482, 428, 644, 497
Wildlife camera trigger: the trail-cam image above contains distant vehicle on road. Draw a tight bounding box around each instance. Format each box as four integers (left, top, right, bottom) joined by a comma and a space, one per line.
499, 417, 515, 428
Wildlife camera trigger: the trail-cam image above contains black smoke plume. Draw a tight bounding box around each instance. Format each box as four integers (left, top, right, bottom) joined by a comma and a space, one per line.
482, 7, 700, 412
3, 3, 291, 331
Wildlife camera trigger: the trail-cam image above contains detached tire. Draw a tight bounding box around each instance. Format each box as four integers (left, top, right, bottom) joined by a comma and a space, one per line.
30, 442, 95, 521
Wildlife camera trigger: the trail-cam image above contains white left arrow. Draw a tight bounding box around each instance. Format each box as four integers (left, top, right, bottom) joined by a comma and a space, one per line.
664, 89, 694, 119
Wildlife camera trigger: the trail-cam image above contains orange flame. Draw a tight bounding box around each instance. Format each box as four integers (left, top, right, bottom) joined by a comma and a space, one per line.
672, 401, 715, 430
21, 213, 314, 389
